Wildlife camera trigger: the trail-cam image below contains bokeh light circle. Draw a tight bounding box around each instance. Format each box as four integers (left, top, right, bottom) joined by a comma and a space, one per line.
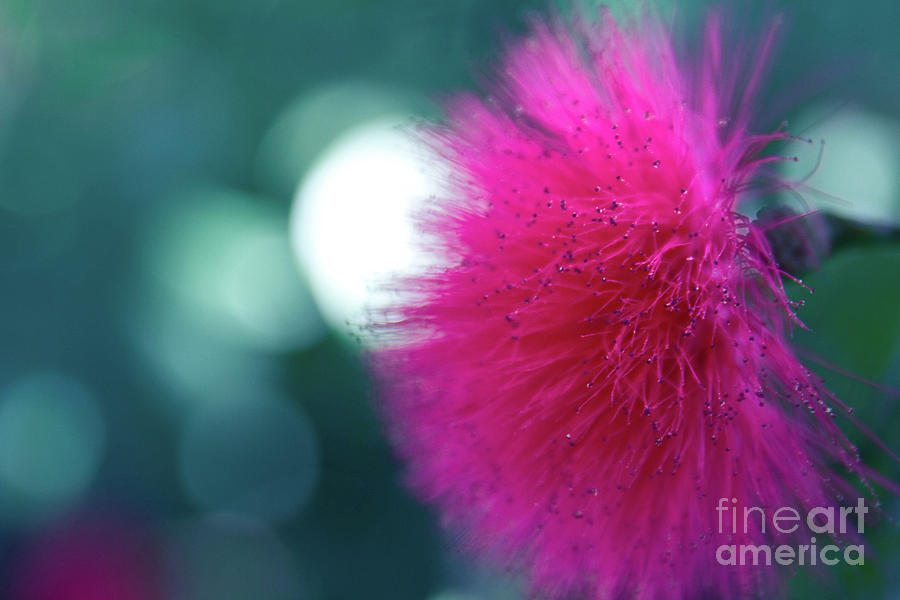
0, 371, 105, 521
178, 395, 319, 523
290, 117, 442, 337
164, 513, 308, 600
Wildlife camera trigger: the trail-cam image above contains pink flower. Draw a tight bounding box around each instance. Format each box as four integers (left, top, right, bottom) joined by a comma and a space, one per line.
373, 9, 880, 599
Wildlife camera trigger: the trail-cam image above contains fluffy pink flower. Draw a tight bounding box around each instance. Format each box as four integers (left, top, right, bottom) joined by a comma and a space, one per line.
373, 9, 878, 599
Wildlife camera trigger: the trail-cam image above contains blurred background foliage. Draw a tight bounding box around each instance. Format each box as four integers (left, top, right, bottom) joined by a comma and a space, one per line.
0, 0, 896, 598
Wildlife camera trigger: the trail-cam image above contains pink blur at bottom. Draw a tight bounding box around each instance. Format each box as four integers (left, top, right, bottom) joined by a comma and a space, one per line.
9, 516, 161, 600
